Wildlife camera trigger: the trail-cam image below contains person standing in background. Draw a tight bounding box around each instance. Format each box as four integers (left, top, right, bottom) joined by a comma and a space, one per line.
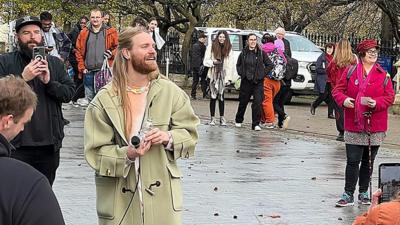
203, 30, 235, 126
190, 33, 208, 100
311, 42, 335, 118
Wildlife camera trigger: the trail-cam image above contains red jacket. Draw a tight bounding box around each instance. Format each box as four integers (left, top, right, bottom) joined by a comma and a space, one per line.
332, 63, 394, 133
327, 61, 355, 88
75, 26, 118, 75
353, 201, 400, 225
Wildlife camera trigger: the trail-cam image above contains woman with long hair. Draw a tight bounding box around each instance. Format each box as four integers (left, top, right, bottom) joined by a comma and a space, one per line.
310, 42, 335, 118
203, 30, 234, 126
333, 39, 394, 207
327, 38, 357, 141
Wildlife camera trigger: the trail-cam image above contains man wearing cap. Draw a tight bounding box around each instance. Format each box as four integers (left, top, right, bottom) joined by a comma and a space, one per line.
190, 33, 208, 99
0, 16, 75, 186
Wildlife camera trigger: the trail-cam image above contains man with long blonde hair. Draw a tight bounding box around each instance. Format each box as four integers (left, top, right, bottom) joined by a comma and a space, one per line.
84, 27, 199, 225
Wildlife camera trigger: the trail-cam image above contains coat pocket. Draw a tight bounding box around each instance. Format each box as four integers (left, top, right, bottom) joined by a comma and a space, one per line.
95, 175, 117, 219
166, 163, 183, 211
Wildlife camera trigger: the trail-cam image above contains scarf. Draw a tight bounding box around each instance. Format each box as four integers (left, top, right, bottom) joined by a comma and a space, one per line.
354, 61, 374, 131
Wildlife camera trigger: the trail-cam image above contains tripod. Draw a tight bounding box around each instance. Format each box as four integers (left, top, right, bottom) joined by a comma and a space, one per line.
362, 110, 373, 201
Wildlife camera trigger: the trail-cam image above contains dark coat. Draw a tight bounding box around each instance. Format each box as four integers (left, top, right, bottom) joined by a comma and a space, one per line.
283, 38, 292, 58
236, 46, 274, 84
0, 134, 65, 225
191, 41, 206, 69
68, 24, 82, 70
314, 52, 329, 93
0, 51, 75, 150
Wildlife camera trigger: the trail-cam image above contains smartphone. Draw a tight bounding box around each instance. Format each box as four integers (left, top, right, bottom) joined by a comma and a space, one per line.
378, 163, 400, 203
361, 97, 371, 105
33, 46, 46, 61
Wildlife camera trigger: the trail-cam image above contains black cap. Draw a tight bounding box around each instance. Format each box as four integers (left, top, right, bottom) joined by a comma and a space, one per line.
15, 16, 42, 33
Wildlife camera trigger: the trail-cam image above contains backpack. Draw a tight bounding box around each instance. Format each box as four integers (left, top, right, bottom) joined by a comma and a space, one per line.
284, 57, 298, 80
268, 48, 286, 80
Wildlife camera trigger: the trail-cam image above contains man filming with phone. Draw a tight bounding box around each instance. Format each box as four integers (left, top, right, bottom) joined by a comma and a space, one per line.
0, 16, 75, 186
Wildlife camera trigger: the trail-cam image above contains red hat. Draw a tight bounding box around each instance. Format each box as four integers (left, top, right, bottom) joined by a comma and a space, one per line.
356, 39, 379, 53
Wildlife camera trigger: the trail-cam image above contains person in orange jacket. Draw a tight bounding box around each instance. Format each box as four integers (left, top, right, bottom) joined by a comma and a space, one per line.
75, 8, 118, 105
353, 189, 400, 225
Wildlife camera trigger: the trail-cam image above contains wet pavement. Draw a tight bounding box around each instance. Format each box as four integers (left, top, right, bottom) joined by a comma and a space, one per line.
54, 98, 400, 225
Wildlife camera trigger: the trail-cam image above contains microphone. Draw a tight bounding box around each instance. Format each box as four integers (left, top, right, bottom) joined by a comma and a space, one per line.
130, 136, 141, 149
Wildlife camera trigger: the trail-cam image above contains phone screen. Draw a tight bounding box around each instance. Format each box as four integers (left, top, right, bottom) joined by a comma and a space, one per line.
379, 163, 400, 203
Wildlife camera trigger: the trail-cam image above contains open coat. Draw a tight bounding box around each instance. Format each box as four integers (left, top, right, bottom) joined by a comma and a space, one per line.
84, 75, 199, 225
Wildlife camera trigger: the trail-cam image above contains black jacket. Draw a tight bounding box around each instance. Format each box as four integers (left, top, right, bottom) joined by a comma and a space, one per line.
236, 46, 274, 84
191, 41, 206, 68
0, 51, 75, 150
0, 134, 65, 225
68, 24, 82, 69
283, 38, 292, 58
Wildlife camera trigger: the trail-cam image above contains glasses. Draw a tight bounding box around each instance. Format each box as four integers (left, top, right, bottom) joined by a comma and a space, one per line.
366, 49, 379, 55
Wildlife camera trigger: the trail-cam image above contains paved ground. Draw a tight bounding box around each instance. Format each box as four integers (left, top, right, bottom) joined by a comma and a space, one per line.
54, 96, 400, 225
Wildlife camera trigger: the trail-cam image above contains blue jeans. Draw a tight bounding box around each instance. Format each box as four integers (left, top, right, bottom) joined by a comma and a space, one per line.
83, 71, 95, 101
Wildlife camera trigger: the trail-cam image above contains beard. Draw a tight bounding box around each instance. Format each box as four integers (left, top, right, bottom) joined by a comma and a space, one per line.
131, 55, 158, 75
18, 39, 44, 59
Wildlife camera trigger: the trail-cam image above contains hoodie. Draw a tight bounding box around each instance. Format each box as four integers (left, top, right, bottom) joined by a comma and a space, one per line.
261, 43, 287, 63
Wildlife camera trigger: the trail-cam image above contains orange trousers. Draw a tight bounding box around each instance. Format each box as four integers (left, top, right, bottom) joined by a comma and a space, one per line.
262, 77, 281, 123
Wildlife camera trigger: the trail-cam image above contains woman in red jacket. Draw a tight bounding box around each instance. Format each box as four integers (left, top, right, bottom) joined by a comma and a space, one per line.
333, 39, 395, 207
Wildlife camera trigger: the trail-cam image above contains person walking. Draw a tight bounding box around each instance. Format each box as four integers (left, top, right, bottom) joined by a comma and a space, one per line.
75, 8, 118, 105
260, 33, 286, 129
190, 33, 208, 100
235, 33, 273, 131
0, 16, 75, 185
311, 42, 335, 118
84, 27, 199, 225
203, 30, 235, 126
0, 75, 65, 225
327, 38, 357, 141
333, 39, 395, 207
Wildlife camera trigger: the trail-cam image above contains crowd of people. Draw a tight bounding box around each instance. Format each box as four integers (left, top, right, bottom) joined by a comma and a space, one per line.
0, 7, 398, 225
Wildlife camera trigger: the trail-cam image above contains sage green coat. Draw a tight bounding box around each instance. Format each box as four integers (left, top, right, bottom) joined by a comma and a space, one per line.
84, 75, 199, 225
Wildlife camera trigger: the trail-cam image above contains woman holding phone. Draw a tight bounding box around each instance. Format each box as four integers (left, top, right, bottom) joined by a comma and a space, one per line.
333, 39, 395, 207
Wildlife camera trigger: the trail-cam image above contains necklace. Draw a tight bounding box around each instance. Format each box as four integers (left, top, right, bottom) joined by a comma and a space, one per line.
126, 82, 150, 94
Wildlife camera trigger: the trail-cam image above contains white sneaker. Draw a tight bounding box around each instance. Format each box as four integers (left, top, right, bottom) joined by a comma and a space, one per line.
220, 117, 227, 126
235, 123, 242, 128
282, 115, 291, 130
254, 125, 262, 131
209, 117, 216, 126
263, 122, 275, 129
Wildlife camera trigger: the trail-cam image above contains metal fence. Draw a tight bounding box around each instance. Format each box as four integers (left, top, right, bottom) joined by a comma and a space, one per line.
157, 31, 186, 75
302, 30, 399, 75
302, 30, 399, 57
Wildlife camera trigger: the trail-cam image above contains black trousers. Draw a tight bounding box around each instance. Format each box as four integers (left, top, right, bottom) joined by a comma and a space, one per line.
11, 145, 60, 186
191, 67, 207, 98
210, 94, 225, 117
235, 78, 264, 128
332, 97, 344, 134
273, 83, 291, 127
312, 83, 334, 116
344, 144, 379, 195
71, 64, 85, 102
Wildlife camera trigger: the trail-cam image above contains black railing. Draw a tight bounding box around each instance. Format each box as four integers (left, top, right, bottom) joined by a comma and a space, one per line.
157, 31, 186, 74
302, 30, 399, 57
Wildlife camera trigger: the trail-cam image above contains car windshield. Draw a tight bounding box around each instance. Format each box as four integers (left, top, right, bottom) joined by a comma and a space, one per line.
285, 35, 321, 52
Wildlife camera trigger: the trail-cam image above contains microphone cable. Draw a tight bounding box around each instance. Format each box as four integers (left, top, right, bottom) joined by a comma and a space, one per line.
118, 178, 140, 225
